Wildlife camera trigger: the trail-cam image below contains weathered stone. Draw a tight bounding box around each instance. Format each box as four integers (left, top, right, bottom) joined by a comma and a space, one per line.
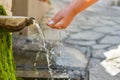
92, 49, 106, 59
69, 31, 104, 41
92, 44, 111, 50
100, 36, 120, 45
89, 64, 120, 80
85, 47, 92, 59
100, 20, 117, 26
65, 39, 96, 46
111, 22, 120, 29
67, 24, 81, 33
0, 16, 33, 32
111, 30, 120, 35
55, 46, 88, 69
93, 26, 117, 34
79, 26, 94, 30
88, 58, 101, 69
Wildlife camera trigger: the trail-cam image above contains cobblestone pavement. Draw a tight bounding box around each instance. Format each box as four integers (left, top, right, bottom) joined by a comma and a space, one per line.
40, 0, 120, 79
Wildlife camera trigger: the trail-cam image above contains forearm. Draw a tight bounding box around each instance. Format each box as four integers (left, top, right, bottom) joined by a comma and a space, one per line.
69, 0, 98, 14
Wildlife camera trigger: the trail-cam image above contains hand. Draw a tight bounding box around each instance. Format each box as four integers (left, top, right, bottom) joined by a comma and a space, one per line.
46, 6, 76, 29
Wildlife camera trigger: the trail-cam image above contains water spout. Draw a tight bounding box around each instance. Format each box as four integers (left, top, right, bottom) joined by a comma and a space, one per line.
0, 16, 34, 32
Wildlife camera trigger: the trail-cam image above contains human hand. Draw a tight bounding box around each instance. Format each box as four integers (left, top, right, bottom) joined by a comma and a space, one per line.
46, 6, 76, 29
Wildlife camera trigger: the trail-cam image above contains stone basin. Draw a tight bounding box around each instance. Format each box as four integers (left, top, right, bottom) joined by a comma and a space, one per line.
0, 16, 34, 32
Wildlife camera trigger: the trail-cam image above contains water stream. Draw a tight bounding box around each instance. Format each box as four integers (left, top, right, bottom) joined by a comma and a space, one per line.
30, 19, 72, 80
32, 19, 54, 79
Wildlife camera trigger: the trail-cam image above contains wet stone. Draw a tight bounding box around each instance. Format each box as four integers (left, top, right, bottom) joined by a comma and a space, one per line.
92, 49, 106, 59
54, 46, 88, 69
111, 30, 120, 35
88, 58, 102, 69
65, 39, 96, 46
79, 26, 95, 30
92, 44, 111, 50
100, 20, 117, 26
100, 35, 120, 45
69, 31, 104, 41
93, 26, 117, 34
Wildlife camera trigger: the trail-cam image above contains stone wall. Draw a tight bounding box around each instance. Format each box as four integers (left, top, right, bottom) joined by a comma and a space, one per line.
97, 0, 120, 7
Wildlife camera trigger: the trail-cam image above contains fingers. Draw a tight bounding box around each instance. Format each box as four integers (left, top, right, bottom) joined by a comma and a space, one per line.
54, 20, 66, 29
46, 11, 63, 28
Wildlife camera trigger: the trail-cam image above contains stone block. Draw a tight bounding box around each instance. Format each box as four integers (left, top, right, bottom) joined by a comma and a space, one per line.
100, 36, 120, 45
69, 31, 104, 41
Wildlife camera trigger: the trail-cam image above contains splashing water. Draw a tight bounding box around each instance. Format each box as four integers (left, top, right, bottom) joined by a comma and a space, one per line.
30, 19, 71, 79
32, 19, 54, 78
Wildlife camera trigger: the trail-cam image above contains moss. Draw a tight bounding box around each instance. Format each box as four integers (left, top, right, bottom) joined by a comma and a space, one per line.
0, 5, 16, 80
0, 5, 7, 15
16, 78, 24, 80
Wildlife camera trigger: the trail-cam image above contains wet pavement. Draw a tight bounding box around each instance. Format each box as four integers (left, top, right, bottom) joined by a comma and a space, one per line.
40, 0, 120, 80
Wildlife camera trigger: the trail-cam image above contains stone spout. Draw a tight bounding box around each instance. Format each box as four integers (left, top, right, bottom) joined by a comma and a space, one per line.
0, 16, 34, 32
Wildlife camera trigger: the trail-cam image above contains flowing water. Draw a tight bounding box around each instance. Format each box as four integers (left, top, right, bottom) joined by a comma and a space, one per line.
30, 19, 72, 80
32, 19, 53, 78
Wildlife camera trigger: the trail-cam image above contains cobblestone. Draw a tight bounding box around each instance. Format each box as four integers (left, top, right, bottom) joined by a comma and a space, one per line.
92, 44, 111, 50
92, 49, 106, 59
65, 39, 96, 46
69, 31, 104, 41
93, 26, 117, 34
88, 58, 101, 69
100, 35, 120, 45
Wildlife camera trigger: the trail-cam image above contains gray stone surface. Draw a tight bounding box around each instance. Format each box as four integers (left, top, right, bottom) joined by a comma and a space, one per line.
89, 64, 120, 80
92, 49, 106, 59
69, 31, 104, 41
100, 36, 120, 45
88, 58, 101, 69
55, 46, 88, 69
92, 44, 111, 50
93, 26, 117, 34
65, 39, 96, 46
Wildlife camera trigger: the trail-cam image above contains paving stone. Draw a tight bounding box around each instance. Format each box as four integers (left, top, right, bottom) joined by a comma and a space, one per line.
93, 26, 117, 34
92, 44, 111, 50
69, 31, 104, 41
111, 30, 120, 35
100, 35, 120, 45
65, 39, 96, 46
54, 46, 88, 69
88, 58, 102, 69
79, 26, 95, 30
64, 44, 87, 54
99, 20, 117, 26
67, 24, 81, 33
89, 64, 120, 80
85, 47, 92, 59
112, 25, 120, 30
92, 49, 106, 59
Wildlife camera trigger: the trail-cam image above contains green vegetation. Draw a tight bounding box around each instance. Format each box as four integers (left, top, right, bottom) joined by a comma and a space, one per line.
0, 5, 16, 80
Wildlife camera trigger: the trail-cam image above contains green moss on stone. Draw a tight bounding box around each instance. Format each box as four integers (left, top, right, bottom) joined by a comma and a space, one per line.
0, 5, 16, 80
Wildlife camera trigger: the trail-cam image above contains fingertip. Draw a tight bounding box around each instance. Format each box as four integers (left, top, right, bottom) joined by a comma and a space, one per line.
46, 20, 55, 27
